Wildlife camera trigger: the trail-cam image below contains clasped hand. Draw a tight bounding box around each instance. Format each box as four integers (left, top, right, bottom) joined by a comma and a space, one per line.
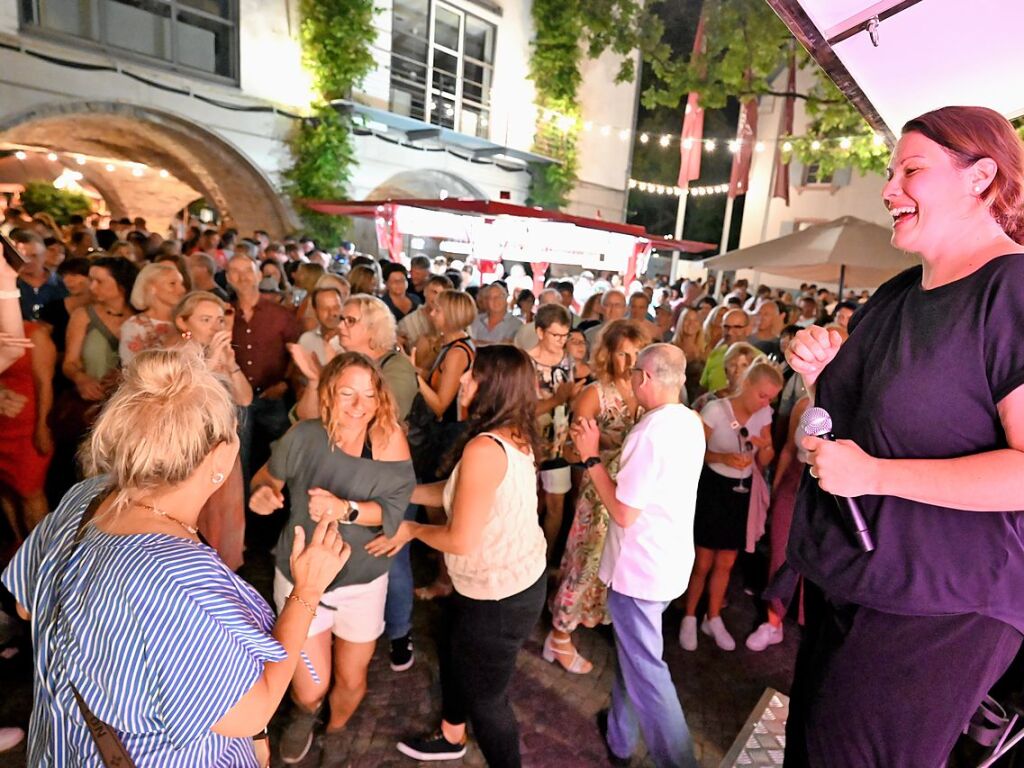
801, 435, 880, 497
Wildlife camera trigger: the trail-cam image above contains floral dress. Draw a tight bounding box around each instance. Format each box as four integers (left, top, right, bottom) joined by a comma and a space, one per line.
550, 379, 640, 632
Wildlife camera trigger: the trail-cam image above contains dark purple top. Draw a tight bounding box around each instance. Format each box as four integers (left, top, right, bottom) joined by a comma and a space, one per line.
788, 255, 1024, 631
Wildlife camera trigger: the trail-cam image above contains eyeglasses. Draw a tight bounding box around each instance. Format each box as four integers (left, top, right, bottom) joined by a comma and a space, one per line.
340, 315, 361, 327
546, 331, 570, 340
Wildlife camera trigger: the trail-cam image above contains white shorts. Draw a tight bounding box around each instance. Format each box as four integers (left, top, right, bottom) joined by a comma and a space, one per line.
273, 568, 388, 643
540, 465, 572, 494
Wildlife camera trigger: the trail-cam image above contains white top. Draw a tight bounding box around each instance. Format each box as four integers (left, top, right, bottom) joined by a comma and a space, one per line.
298, 328, 342, 366
442, 433, 546, 601
701, 398, 773, 479
599, 403, 705, 602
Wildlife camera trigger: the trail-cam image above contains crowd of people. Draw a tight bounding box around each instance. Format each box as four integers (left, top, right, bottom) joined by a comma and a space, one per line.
2, 103, 1024, 768
0, 201, 865, 765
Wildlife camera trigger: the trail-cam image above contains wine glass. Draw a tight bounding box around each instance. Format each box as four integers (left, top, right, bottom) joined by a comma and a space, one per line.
733, 426, 753, 494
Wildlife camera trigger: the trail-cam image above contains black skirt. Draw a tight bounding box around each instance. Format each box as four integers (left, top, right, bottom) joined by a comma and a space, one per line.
693, 465, 750, 550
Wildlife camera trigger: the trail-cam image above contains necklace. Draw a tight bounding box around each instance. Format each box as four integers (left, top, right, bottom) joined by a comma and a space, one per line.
133, 501, 199, 537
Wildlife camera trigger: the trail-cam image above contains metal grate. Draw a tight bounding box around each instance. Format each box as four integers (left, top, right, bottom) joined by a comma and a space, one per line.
720, 688, 789, 767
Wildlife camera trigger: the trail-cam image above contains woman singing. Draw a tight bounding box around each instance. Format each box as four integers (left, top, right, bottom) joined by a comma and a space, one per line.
784, 106, 1024, 767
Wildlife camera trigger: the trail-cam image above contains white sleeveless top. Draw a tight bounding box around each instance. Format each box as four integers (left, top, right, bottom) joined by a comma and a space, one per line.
442, 432, 547, 601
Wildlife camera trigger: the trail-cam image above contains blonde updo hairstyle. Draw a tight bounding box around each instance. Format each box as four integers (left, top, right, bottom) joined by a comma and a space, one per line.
172, 290, 227, 330
82, 347, 238, 514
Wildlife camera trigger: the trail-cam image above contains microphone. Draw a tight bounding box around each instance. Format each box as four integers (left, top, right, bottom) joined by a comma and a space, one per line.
799, 406, 875, 553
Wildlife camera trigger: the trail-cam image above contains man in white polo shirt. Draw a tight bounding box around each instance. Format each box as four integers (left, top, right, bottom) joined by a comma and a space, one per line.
572, 342, 704, 768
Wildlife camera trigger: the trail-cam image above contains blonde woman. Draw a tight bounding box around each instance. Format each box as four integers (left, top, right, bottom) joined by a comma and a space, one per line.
672, 307, 708, 404
347, 264, 379, 297
172, 291, 252, 569
119, 261, 186, 365
546, 319, 650, 673
702, 304, 729, 353
681, 360, 783, 652
407, 289, 476, 600
691, 341, 762, 413
250, 352, 415, 762
2, 347, 349, 766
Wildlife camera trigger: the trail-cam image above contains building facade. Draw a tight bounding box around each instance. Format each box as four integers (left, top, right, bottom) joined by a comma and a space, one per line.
0, 0, 639, 243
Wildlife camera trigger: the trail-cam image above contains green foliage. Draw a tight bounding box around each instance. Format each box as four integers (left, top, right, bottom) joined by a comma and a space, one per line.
644, 0, 888, 176
284, 105, 357, 244
297, 0, 377, 101
20, 181, 92, 224
527, 0, 665, 209
285, 0, 377, 244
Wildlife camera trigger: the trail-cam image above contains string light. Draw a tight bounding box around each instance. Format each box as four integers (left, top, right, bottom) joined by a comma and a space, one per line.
755, 142, 766, 153
782, 141, 793, 152
47, 152, 58, 161
705, 140, 717, 152
810, 140, 822, 151
583, 121, 593, 131
618, 129, 629, 141
629, 178, 731, 197
659, 134, 671, 147
159, 169, 169, 178
105, 163, 116, 172
14, 151, 26, 160
839, 137, 852, 150
639, 133, 649, 144
727, 139, 741, 154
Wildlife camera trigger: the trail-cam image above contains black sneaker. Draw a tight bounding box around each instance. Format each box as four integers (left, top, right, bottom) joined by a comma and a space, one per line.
596, 710, 632, 767
396, 731, 467, 761
389, 634, 415, 672
279, 705, 320, 764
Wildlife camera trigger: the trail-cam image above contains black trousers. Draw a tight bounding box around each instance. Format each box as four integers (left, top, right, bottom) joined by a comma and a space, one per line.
438, 574, 545, 768
785, 581, 1022, 768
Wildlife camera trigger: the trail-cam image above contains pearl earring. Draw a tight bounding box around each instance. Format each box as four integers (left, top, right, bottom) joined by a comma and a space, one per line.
182, 330, 192, 340
974, 185, 982, 194
211, 471, 225, 485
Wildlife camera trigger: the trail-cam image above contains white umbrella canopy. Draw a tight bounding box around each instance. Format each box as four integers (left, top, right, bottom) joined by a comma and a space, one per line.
702, 215, 919, 288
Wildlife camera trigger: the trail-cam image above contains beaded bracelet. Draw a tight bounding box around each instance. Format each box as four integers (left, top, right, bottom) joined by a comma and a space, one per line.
287, 593, 318, 617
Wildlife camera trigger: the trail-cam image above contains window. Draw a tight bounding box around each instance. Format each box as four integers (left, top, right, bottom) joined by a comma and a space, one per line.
801, 162, 834, 186
19, 0, 238, 82
389, 0, 495, 138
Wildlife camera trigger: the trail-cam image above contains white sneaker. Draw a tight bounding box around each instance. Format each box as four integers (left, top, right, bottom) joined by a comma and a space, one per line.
679, 615, 698, 651
0, 727, 24, 752
745, 622, 784, 652
701, 615, 736, 651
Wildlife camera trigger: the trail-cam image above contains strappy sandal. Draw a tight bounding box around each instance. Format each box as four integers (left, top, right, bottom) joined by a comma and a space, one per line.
542, 631, 593, 674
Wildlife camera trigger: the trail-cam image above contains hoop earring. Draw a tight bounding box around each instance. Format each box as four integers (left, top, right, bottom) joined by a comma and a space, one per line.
211, 471, 225, 485
181, 330, 192, 341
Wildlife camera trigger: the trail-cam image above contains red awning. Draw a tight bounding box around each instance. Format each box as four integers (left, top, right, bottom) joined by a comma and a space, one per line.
303, 198, 716, 255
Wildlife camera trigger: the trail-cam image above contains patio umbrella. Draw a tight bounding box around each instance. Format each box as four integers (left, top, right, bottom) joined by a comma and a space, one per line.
702, 215, 919, 293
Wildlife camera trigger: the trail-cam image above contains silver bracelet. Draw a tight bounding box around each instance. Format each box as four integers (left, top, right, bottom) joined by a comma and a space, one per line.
0, 289, 20, 300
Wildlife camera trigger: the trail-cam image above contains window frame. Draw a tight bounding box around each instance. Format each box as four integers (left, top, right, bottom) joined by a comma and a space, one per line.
388, 0, 495, 138
18, 0, 241, 86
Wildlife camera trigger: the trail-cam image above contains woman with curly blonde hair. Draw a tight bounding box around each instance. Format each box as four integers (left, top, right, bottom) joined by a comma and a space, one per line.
249, 351, 415, 761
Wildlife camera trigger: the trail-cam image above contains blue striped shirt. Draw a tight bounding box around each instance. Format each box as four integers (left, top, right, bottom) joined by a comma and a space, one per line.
1, 476, 286, 766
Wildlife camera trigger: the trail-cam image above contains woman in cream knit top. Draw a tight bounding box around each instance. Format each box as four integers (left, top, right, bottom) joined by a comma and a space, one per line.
441, 430, 546, 600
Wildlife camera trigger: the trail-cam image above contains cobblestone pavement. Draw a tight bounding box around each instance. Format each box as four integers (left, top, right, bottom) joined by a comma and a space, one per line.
0, 548, 798, 768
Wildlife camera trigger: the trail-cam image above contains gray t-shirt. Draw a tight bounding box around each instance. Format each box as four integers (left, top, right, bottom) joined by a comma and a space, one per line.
270, 420, 415, 589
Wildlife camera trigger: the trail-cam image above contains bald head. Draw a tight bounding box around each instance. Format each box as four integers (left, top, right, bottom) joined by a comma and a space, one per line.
722, 308, 750, 344
602, 289, 627, 322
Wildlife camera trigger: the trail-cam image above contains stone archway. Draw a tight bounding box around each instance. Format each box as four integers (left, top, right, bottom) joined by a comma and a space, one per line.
0, 101, 296, 236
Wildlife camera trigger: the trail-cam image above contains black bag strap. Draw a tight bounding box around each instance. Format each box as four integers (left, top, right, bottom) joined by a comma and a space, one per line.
58, 490, 139, 768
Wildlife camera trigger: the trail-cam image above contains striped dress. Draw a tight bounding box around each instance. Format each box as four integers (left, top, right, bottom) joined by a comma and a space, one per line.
1, 476, 286, 767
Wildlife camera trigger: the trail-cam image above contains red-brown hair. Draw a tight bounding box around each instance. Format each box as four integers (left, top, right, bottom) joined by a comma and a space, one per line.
903, 106, 1024, 243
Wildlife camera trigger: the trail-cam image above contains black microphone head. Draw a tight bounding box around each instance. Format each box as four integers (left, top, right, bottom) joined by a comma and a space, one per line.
800, 406, 833, 437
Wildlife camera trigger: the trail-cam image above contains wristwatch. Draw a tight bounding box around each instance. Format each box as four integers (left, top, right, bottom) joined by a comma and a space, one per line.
339, 500, 360, 524
582, 456, 601, 469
